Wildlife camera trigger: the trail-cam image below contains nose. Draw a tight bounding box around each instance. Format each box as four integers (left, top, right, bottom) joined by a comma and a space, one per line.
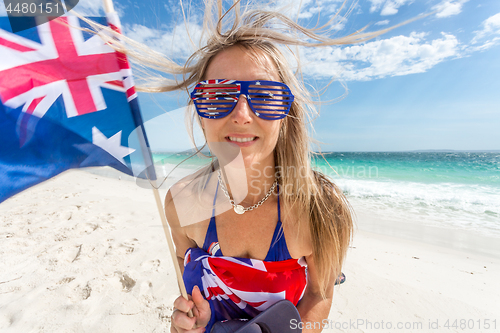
231, 94, 253, 124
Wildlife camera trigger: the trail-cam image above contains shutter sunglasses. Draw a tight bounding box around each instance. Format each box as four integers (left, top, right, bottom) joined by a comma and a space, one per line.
190, 79, 294, 120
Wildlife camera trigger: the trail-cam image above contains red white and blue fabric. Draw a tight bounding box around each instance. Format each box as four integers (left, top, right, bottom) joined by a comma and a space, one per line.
183, 247, 307, 331
0, 15, 151, 204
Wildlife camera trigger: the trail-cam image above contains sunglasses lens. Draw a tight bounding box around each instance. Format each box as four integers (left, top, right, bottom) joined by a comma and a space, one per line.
192, 81, 240, 118
248, 83, 293, 120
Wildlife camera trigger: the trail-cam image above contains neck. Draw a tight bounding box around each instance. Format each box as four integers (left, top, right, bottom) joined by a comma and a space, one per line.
220, 157, 277, 206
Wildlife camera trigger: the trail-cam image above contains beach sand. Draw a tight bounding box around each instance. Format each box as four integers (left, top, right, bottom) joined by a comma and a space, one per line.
1, 169, 499, 332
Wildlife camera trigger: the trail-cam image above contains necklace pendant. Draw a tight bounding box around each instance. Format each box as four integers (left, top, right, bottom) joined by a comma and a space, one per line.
234, 205, 245, 214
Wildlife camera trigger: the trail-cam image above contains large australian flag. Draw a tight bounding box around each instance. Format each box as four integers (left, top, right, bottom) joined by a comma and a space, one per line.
0, 14, 154, 204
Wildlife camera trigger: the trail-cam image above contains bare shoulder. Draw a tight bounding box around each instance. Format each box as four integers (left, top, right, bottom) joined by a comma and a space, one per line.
164, 188, 180, 228
164, 175, 191, 223
165, 187, 197, 253
164, 171, 211, 257
165, 168, 218, 251
164, 173, 196, 227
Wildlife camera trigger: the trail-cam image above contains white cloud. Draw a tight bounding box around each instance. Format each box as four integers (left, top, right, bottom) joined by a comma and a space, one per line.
123, 21, 204, 61
380, 3, 398, 15
73, 0, 105, 16
468, 37, 500, 52
482, 12, 500, 33
329, 15, 347, 31
469, 12, 500, 50
375, 20, 390, 26
432, 0, 469, 18
266, 0, 346, 21
368, 0, 413, 16
471, 13, 500, 42
300, 31, 459, 81
369, 0, 386, 12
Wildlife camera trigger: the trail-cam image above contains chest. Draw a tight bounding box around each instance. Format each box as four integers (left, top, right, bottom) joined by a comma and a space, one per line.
187, 198, 310, 260
216, 207, 279, 260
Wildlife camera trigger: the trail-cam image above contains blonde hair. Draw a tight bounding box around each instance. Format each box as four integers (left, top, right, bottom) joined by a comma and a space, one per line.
95, 0, 403, 298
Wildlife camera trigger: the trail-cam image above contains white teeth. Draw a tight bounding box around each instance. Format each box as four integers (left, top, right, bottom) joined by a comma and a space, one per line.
228, 136, 256, 142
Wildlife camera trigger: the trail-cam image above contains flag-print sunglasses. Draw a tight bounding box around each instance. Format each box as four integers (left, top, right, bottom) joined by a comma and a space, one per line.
190, 79, 294, 120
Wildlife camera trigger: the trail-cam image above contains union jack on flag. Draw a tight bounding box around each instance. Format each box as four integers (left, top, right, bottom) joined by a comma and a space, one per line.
183, 247, 308, 332
0, 14, 152, 204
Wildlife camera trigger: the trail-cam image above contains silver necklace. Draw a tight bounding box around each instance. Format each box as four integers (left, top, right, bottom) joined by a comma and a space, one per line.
217, 169, 277, 215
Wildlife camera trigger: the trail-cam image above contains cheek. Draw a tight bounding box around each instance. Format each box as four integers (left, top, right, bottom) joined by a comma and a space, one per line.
201, 120, 223, 140
266, 123, 282, 145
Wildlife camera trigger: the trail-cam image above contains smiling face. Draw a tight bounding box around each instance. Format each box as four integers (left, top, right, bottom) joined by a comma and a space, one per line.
200, 45, 283, 168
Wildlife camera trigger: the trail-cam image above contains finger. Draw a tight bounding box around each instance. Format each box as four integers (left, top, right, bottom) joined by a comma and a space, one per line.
170, 322, 180, 333
173, 325, 204, 333
171, 308, 197, 331
192, 326, 206, 333
173, 296, 194, 313
192, 286, 210, 312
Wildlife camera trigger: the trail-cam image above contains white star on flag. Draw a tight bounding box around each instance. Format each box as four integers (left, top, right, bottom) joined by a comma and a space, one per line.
92, 127, 135, 165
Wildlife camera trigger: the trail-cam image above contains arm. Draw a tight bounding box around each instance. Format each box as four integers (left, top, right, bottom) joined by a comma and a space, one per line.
296, 253, 335, 333
165, 190, 211, 332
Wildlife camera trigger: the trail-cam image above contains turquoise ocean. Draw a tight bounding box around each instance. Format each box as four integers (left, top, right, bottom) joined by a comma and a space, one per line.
152, 151, 500, 239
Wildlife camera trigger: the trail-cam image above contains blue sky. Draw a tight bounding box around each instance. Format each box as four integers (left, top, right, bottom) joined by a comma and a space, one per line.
2, 0, 499, 151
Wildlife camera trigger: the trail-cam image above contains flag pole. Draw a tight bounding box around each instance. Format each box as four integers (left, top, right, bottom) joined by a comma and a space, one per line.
101, 0, 193, 318
102, 0, 114, 14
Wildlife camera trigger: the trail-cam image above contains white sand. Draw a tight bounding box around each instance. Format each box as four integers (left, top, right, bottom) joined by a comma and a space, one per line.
1, 169, 499, 332
331, 232, 500, 332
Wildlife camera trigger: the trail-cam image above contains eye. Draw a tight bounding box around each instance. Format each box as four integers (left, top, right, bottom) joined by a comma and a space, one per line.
192, 83, 240, 114
248, 84, 293, 119
249, 84, 288, 100
195, 83, 240, 99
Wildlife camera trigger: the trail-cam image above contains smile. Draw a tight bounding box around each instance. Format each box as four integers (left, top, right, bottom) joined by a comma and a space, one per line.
227, 136, 257, 142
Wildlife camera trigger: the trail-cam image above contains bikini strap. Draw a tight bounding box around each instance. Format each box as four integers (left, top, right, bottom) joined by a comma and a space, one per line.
212, 179, 219, 217
202, 178, 220, 253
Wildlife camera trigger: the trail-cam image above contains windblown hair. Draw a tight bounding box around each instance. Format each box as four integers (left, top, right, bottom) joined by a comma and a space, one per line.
93, 0, 402, 298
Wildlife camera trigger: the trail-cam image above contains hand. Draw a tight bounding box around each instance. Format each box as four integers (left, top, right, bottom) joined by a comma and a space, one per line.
171, 285, 211, 333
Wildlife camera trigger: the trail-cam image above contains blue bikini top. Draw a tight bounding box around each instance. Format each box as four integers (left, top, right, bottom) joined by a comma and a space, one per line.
202, 179, 292, 261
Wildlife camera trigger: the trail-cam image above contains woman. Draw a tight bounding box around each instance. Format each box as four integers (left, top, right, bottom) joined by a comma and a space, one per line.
165, 41, 352, 332
157, 2, 376, 331
166, 44, 350, 333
